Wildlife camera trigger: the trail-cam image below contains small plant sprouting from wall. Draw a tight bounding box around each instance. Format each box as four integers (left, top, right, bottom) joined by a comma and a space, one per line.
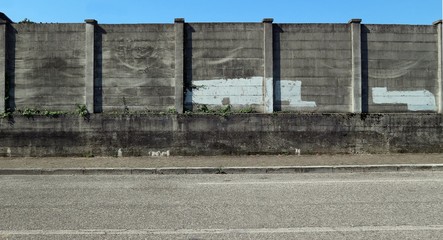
16, 108, 68, 118
194, 104, 256, 116
18, 18, 36, 24
42, 110, 68, 118
20, 108, 39, 118
0, 109, 13, 119
167, 108, 177, 114
76, 104, 89, 118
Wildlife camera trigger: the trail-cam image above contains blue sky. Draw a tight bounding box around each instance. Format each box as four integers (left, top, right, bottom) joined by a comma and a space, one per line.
1, 0, 442, 24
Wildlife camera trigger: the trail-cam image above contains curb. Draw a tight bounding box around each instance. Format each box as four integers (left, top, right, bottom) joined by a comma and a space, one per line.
0, 164, 442, 175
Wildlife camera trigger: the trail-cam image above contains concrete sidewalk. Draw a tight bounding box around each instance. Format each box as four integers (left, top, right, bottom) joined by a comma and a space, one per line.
0, 154, 442, 175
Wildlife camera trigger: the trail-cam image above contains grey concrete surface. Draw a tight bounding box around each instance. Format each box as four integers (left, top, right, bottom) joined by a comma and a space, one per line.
1, 114, 443, 156
1, 14, 442, 157
274, 23, 352, 112
174, 18, 185, 114
364, 24, 438, 112
5, 154, 442, 168
84, 19, 96, 113
350, 19, 362, 112
10, 23, 86, 111
0, 172, 442, 239
0, 20, 6, 112
99, 24, 176, 112
1, 13, 440, 114
0, 154, 443, 175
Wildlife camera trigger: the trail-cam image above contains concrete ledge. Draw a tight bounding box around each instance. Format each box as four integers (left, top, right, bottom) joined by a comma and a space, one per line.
40, 168, 85, 175
333, 165, 399, 173
1, 164, 443, 175
130, 168, 158, 175
1, 114, 443, 156
83, 168, 133, 175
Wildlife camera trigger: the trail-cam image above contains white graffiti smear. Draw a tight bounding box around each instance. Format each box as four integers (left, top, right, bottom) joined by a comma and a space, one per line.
276, 80, 316, 108
372, 87, 436, 111
185, 77, 316, 108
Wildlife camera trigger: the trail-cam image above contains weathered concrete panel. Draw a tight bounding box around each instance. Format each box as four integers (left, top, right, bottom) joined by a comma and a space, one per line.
11, 23, 85, 111
0, 114, 441, 156
363, 24, 438, 112
99, 24, 175, 112
185, 23, 264, 111
274, 24, 352, 112
0, 22, 6, 112
2, 19, 440, 115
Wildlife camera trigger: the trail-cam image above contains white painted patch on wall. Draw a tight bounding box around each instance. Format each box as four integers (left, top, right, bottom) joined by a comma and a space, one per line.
185, 77, 263, 105
185, 77, 316, 108
372, 87, 436, 111
278, 80, 317, 108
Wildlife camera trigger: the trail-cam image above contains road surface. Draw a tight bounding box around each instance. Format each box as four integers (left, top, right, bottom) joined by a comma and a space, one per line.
1, 172, 442, 239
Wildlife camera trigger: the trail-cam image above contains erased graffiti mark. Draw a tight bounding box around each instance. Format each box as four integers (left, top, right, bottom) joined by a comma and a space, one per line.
372, 87, 436, 111
114, 42, 174, 77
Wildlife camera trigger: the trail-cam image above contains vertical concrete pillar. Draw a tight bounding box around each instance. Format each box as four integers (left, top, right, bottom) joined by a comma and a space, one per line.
0, 19, 6, 112
349, 19, 362, 113
434, 20, 443, 113
85, 19, 97, 113
174, 18, 185, 114
263, 18, 274, 113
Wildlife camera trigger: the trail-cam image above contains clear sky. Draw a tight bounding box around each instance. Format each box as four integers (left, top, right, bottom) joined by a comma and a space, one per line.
1, 0, 442, 24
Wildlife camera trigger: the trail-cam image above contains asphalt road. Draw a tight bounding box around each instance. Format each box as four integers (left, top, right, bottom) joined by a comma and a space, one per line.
1, 172, 442, 239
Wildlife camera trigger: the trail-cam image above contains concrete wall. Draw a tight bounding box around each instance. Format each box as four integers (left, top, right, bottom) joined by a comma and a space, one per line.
184, 23, 264, 111
0, 13, 442, 115
98, 24, 176, 112
363, 24, 439, 112
0, 113, 441, 156
9, 24, 86, 111
274, 24, 352, 112
0, 14, 442, 156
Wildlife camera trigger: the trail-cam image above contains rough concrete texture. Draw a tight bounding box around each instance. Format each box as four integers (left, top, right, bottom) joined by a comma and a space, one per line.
9, 24, 86, 111
1, 19, 442, 114
98, 24, 176, 112
274, 24, 352, 112
185, 23, 265, 111
0, 114, 441, 157
363, 24, 438, 112
0, 154, 442, 169
0, 22, 6, 112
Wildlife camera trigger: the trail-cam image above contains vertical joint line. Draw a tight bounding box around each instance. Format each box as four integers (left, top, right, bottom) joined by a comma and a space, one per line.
263, 18, 274, 113
174, 18, 185, 114
349, 19, 362, 113
0, 20, 6, 112
435, 20, 443, 113
85, 19, 97, 113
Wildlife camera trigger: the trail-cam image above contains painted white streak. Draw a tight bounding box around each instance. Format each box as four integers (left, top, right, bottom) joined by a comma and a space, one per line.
278, 80, 317, 108
185, 77, 316, 108
185, 77, 263, 105
372, 87, 436, 111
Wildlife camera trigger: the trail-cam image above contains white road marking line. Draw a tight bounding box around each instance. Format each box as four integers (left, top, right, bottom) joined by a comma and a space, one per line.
1, 225, 443, 235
